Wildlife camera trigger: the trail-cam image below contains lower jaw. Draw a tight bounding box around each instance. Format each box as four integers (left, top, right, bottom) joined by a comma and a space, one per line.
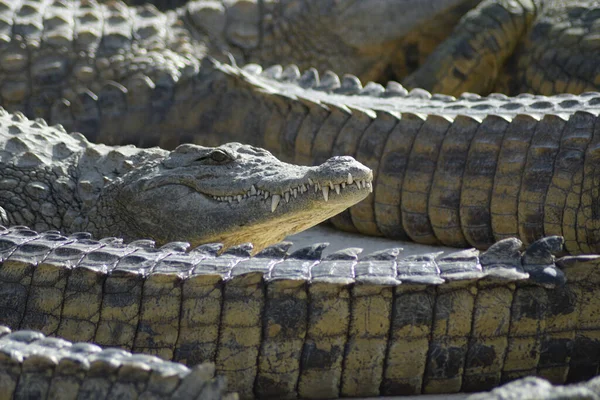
199, 197, 365, 252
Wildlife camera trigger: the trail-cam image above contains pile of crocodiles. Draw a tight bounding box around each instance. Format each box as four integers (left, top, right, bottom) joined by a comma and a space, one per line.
2, 0, 600, 398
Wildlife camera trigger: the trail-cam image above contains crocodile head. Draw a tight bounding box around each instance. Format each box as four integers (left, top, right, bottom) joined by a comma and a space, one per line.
111, 142, 372, 251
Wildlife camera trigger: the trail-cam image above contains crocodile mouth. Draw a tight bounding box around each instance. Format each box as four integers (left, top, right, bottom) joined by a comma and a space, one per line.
191, 172, 371, 251
205, 172, 373, 212
122, 167, 372, 251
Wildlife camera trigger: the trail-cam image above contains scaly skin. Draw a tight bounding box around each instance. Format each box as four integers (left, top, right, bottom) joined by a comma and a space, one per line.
0, 108, 372, 251
39, 57, 600, 255
468, 376, 600, 400
3, 226, 600, 399
2, 325, 600, 400
403, 0, 600, 96
104, 0, 600, 95
1, 0, 597, 98
0, 325, 235, 400
1, 1, 600, 253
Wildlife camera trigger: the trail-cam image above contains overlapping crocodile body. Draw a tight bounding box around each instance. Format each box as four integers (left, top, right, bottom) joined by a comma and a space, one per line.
1, 225, 599, 398
1, 1, 600, 251
0, 324, 234, 400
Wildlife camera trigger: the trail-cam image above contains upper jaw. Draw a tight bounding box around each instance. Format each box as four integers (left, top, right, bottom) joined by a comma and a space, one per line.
207, 170, 373, 212
202, 157, 373, 212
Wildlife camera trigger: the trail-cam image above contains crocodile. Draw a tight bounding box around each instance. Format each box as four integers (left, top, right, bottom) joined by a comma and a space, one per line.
85, 0, 598, 97
0, 324, 235, 400
2, 325, 599, 400
0, 107, 372, 252
13, 53, 600, 254
2, 225, 600, 399
467, 376, 600, 400
1, 0, 600, 253
2, 1, 600, 399
4, 330, 600, 400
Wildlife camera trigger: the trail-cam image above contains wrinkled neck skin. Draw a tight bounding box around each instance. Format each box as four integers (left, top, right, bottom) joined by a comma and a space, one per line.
71, 146, 170, 240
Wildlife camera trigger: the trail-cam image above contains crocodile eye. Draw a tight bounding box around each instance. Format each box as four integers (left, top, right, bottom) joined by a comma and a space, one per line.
210, 150, 229, 163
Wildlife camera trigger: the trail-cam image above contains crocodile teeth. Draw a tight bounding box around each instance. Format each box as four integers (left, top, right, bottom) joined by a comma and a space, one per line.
264, 191, 270, 199
322, 186, 329, 202
293, 188, 298, 198
334, 184, 340, 195
314, 184, 319, 193
368, 182, 373, 193
355, 181, 360, 189
347, 173, 353, 185
237, 195, 243, 202
271, 194, 281, 212
284, 191, 290, 203
341, 182, 346, 189
301, 184, 307, 193
308, 178, 314, 186
250, 185, 257, 195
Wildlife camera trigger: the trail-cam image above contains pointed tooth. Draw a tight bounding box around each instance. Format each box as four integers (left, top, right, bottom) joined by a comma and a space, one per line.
250, 185, 257, 195
284, 191, 290, 203
341, 182, 346, 189
329, 182, 334, 190
368, 182, 373, 193
264, 191, 269, 199
237, 194, 243, 202
355, 181, 360, 189
271, 194, 281, 212
228, 197, 233, 203
322, 186, 329, 202
301, 184, 307, 192
308, 178, 314, 186
334, 184, 340, 195
314, 184, 319, 193
347, 173, 353, 185
293, 188, 298, 198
